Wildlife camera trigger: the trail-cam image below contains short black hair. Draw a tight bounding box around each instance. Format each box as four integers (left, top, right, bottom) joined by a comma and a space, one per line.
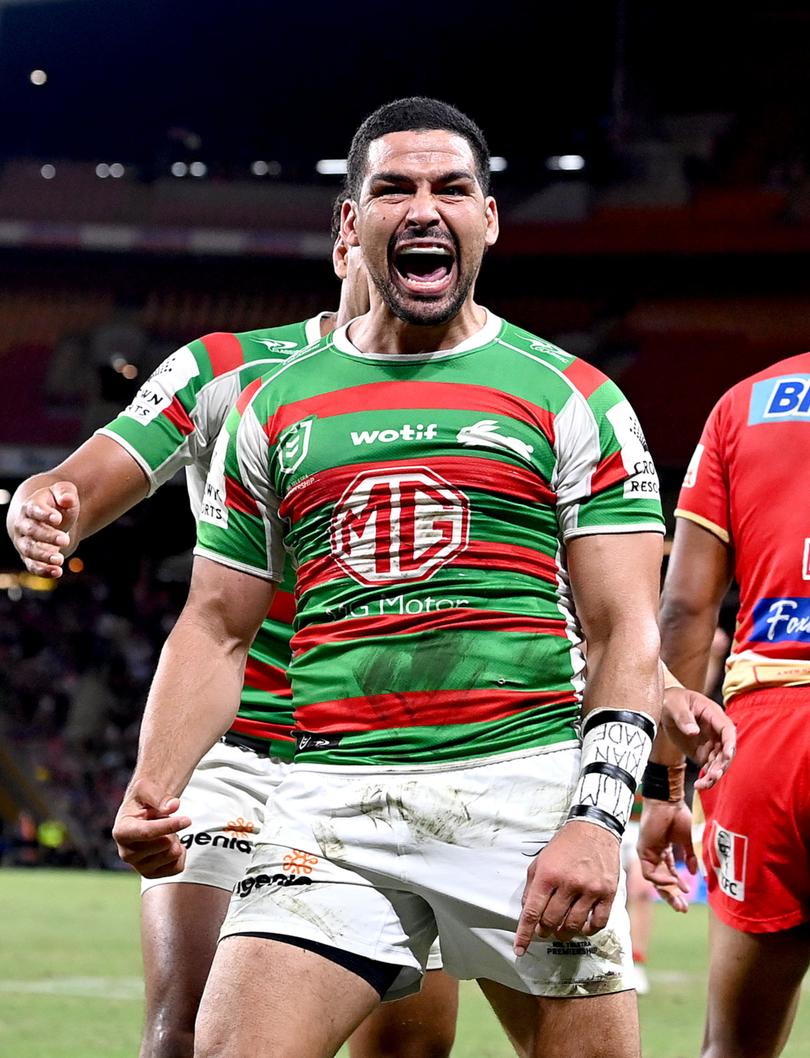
331, 188, 349, 242
346, 97, 490, 199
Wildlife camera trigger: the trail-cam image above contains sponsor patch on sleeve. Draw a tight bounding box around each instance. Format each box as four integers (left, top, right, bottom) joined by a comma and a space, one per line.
121, 346, 200, 424
605, 402, 660, 498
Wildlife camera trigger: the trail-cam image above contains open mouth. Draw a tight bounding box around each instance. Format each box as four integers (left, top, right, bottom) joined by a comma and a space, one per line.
392, 242, 456, 296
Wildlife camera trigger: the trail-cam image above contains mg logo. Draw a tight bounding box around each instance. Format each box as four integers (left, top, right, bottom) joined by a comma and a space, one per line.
331, 466, 470, 585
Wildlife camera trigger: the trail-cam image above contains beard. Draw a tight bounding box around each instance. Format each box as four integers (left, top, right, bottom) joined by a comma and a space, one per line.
367, 226, 479, 327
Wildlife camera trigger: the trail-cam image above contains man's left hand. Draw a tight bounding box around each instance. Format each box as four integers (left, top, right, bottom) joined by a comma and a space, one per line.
662, 685, 736, 789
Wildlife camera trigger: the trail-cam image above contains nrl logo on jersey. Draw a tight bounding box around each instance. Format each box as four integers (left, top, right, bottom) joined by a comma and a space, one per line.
277, 418, 313, 475
456, 419, 534, 463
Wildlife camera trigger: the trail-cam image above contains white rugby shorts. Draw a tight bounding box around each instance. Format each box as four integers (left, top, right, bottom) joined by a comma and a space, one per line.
140, 739, 288, 894
139, 739, 444, 972
219, 744, 632, 1000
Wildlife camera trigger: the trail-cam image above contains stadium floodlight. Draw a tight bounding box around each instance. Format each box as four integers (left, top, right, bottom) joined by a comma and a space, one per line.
40, 163, 55, 179
29, 69, 47, 85
109, 163, 125, 178
251, 160, 281, 177
189, 161, 207, 178
545, 154, 586, 172
316, 159, 348, 175
170, 161, 188, 177
95, 163, 110, 178
0, 489, 10, 505
489, 157, 508, 172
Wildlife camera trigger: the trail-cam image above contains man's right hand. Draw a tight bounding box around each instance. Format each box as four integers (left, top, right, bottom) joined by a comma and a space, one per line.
637, 799, 697, 913
112, 779, 191, 879
10, 482, 81, 578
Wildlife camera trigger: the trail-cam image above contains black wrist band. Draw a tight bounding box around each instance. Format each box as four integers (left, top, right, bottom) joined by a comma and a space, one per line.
642, 761, 673, 800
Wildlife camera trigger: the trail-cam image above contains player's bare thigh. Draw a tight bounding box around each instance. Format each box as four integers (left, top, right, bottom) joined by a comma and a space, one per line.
702, 912, 810, 1058
478, 978, 640, 1058
140, 883, 231, 1058
348, 970, 458, 1058
195, 936, 381, 1058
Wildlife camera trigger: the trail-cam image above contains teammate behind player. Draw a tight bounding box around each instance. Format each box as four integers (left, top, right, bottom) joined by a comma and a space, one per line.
113, 96, 669, 1058
643, 351, 810, 1058
6, 227, 459, 1058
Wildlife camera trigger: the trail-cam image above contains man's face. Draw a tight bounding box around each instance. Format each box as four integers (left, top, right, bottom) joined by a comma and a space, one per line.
344, 130, 498, 326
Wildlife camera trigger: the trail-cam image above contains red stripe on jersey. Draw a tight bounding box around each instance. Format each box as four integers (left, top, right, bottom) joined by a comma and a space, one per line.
280, 455, 554, 524
225, 474, 260, 517
295, 687, 578, 733
265, 381, 556, 446
163, 396, 195, 436
243, 656, 292, 697
591, 449, 627, 491
296, 539, 558, 597
563, 359, 607, 400
229, 716, 295, 743
236, 376, 263, 415
201, 332, 245, 376
291, 609, 567, 655
268, 589, 295, 625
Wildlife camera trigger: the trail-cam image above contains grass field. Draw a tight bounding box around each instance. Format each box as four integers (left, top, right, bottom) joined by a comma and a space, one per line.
1, 870, 809, 1057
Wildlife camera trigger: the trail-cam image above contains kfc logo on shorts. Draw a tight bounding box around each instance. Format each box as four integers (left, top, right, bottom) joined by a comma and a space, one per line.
709, 823, 748, 902
331, 466, 470, 585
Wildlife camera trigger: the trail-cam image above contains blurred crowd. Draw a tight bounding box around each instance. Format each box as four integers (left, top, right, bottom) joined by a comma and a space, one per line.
0, 565, 185, 868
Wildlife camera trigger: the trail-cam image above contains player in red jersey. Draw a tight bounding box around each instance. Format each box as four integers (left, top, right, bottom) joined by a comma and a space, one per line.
6, 227, 459, 1058
643, 351, 810, 1057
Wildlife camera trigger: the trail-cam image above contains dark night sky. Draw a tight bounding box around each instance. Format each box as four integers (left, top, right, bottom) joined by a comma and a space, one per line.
5, 1, 805, 168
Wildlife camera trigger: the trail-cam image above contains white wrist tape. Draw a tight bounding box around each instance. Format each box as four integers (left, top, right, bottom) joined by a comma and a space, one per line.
566, 709, 657, 839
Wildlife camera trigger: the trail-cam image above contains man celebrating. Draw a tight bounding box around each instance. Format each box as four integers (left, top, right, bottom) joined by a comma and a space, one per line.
115, 97, 667, 1058
8, 227, 458, 1058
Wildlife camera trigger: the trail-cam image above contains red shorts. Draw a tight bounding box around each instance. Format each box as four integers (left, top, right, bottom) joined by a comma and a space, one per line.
698, 686, 810, 933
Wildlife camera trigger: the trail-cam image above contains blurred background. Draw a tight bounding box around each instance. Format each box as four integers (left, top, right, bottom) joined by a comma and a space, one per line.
0, 0, 807, 893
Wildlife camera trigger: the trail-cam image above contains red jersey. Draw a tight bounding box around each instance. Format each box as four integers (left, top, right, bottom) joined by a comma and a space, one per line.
676, 351, 810, 703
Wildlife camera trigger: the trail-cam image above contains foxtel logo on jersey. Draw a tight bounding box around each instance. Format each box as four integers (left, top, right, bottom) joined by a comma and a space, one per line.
749, 374, 810, 424
752, 597, 810, 643
179, 831, 253, 854
331, 467, 470, 585
351, 423, 438, 446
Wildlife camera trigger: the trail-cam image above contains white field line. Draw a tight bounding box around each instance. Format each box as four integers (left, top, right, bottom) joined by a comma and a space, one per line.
0, 976, 143, 1000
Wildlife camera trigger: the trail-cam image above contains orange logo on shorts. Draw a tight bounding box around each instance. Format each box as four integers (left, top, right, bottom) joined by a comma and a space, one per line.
282, 848, 319, 875
225, 817, 256, 837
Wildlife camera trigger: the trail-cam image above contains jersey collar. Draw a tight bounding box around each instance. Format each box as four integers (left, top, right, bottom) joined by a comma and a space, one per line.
332, 308, 502, 363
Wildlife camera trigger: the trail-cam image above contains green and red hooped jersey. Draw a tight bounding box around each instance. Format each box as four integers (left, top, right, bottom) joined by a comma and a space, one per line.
98, 314, 328, 760
196, 310, 665, 768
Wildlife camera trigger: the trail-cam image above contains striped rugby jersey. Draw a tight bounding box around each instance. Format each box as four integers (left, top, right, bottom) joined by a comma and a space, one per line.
196, 311, 665, 767
99, 314, 328, 759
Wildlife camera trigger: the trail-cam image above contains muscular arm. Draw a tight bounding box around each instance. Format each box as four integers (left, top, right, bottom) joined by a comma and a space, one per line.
113, 556, 276, 876
7, 434, 149, 576
570, 531, 663, 723
660, 516, 734, 690
639, 517, 734, 907
515, 531, 663, 950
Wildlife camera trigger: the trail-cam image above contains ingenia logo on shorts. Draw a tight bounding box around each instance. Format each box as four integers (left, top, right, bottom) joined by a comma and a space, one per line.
330, 466, 470, 585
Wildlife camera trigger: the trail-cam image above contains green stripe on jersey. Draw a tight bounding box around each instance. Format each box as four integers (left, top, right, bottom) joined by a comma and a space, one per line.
197, 313, 665, 767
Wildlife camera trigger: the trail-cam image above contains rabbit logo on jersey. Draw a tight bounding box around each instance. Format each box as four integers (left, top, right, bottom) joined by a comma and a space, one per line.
331, 467, 470, 585
605, 402, 660, 498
